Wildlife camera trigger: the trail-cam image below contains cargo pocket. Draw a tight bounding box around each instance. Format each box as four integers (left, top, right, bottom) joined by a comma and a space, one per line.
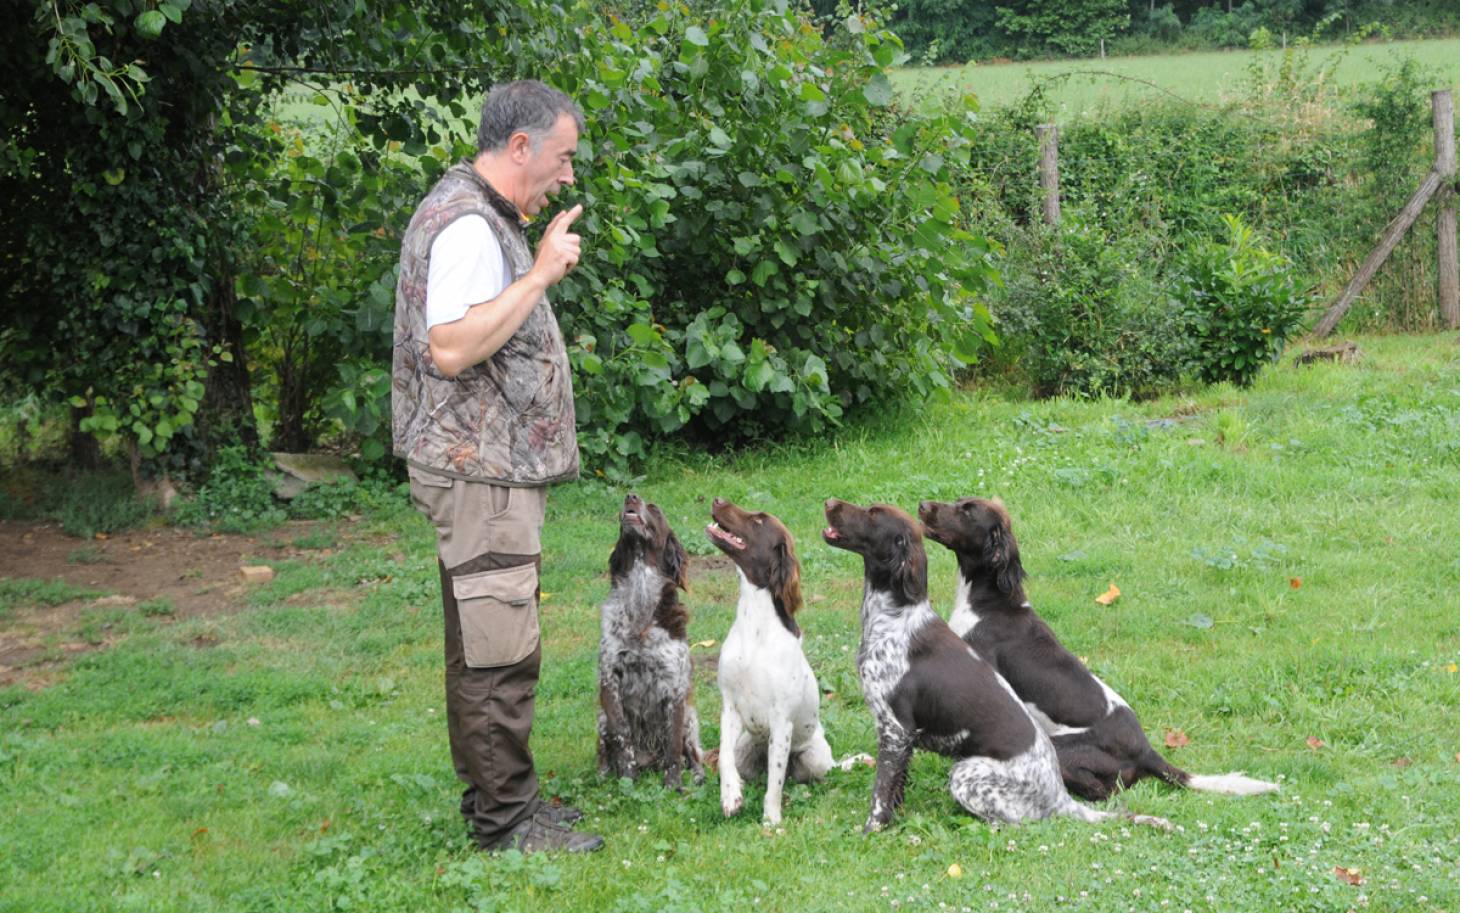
453, 563, 540, 669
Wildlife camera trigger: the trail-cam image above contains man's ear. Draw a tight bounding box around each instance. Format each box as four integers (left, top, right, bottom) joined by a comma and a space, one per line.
507, 129, 532, 163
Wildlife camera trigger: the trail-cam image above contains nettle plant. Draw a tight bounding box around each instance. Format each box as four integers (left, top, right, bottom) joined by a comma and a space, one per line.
1178, 214, 1312, 388
526, 0, 999, 467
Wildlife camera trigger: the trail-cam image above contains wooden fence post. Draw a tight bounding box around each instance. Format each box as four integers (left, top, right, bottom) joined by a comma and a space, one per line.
1313, 90, 1454, 337
1036, 123, 1060, 227
1434, 89, 1458, 328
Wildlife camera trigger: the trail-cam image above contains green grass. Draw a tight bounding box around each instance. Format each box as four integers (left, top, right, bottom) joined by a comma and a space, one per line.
0, 578, 101, 618
893, 37, 1460, 114
4, 334, 1460, 911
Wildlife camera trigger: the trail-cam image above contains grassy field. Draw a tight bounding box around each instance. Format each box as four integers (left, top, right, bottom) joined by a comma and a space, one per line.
4, 333, 1460, 911
892, 37, 1460, 114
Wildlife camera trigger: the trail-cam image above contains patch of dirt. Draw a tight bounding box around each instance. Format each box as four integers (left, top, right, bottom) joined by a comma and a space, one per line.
0, 518, 360, 689
688, 552, 736, 576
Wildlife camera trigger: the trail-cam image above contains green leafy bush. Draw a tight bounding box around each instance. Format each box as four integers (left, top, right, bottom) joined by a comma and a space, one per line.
172, 446, 285, 533
990, 218, 1193, 399
1177, 215, 1312, 388
287, 476, 403, 521
525, 0, 998, 469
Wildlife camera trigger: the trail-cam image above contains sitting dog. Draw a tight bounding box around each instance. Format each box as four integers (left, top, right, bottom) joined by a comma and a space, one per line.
918, 496, 1278, 801
707, 497, 835, 825
823, 498, 1169, 832
598, 493, 705, 788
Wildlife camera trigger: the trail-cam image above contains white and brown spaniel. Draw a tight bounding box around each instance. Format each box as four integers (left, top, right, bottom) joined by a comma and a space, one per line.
823, 498, 1169, 832
706, 497, 836, 825
918, 496, 1278, 801
598, 493, 705, 788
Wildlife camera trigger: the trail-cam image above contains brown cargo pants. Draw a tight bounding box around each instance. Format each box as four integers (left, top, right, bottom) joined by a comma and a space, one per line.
408, 465, 548, 848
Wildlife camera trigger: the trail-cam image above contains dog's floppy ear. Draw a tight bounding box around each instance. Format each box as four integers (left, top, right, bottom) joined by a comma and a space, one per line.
892, 536, 928, 605
663, 528, 689, 591
984, 518, 1027, 595
769, 537, 803, 633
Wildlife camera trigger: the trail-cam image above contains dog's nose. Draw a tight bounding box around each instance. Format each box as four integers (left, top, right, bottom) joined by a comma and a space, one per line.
918, 500, 932, 515
712, 497, 726, 510
625, 493, 642, 507
824, 498, 841, 512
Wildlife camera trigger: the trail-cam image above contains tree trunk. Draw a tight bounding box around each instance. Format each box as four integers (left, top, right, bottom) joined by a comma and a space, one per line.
68, 403, 102, 469
195, 263, 260, 457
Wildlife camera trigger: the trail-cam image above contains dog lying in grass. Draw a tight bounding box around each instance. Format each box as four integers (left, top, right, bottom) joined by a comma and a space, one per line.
706, 497, 836, 825
918, 496, 1278, 801
597, 493, 705, 788
823, 498, 1170, 832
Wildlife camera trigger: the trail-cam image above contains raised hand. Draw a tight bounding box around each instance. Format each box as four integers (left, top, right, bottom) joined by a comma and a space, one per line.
531, 203, 583, 287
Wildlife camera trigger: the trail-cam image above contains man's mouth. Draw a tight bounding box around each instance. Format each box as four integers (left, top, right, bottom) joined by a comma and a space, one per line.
706, 522, 745, 550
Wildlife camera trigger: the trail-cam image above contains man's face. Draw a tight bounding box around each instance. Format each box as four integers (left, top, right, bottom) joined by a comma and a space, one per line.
519, 113, 578, 216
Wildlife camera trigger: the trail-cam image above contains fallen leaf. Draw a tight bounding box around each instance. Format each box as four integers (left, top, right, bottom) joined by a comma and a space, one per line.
94, 532, 108, 540
1289, 577, 1302, 589
539, 590, 554, 602
947, 864, 963, 879
691, 639, 717, 650
1306, 736, 1325, 750
1184, 612, 1214, 629
1095, 583, 1121, 606
703, 748, 720, 769
1164, 728, 1190, 749
1445, 662, 1457, 674
1332, 866, 1364, 886
1392, 757, 1412, 768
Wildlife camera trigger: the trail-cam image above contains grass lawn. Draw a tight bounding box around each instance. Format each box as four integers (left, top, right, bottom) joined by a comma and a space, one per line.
3, 333, 1460, 911
892, 37, 1460, 115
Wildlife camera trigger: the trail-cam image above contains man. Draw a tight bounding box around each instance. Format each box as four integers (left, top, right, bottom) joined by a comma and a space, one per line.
392, 80, 602, 854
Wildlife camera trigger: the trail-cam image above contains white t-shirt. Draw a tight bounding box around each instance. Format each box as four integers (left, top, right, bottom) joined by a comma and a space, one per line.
425, 215, 511, 330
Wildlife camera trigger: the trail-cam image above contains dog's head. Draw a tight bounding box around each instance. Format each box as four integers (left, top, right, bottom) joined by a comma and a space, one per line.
609, 493, 688, 590
707, 497, 803, 635
822, 498, 927, 606
918, 497, 1026, 596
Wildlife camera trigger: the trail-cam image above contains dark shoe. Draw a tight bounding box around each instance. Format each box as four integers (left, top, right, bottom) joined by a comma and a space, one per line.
492, 815, 603, 854
538, 801, 584, 826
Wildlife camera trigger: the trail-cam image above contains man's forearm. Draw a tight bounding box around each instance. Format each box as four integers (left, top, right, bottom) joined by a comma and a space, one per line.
428, 271, 550, 378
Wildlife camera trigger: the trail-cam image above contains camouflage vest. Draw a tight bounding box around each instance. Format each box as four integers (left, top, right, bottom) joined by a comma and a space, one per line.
391, 163, 579, 485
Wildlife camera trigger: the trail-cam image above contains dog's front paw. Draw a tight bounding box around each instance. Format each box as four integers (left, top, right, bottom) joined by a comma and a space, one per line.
762, 807, 782, 828
862, 818, 885, 836
722, 792, 744, 818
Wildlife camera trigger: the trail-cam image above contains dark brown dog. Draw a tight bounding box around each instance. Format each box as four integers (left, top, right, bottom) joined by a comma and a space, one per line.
919, 496, 1277, 801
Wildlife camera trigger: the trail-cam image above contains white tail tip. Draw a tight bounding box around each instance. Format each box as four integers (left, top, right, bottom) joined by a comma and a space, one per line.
1186, 772, 1280, 795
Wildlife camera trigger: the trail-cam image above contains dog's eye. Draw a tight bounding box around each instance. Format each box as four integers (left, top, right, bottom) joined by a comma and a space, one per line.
895, 534, 906, 547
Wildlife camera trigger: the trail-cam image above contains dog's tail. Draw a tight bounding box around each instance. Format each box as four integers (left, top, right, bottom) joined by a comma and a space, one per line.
1149, 753, 1279, 796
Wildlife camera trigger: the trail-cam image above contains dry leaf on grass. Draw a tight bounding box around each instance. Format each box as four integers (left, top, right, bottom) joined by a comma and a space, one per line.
1164, 728, 1190, 749
1392, 757, 1412, 768
1306, 736, 1325, 750
1289, 577, 1302, 589
1095, 583, 1121, 606
691, 639, 717, 650
703, 748, 720, 769
1333, 866, 1364, 886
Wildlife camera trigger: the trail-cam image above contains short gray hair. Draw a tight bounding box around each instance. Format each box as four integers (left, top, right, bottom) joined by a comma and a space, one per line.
476, 80, 585, 153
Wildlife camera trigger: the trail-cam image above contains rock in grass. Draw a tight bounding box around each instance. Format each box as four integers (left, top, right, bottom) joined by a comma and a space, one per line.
239, 565, 275, 584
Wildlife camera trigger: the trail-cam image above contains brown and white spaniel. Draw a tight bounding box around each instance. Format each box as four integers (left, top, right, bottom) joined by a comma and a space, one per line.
597, 493, 705, 788
918, 496, 1277, 801
707, 497, 836, 825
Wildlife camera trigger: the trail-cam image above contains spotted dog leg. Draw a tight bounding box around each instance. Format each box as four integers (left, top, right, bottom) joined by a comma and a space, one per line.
762, 718, 794, 826
719, 703, 748, 817
865, 730, 914, 834
683, 706, 706, 786
598, 668, 636, 780
664, 698, 687, 790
